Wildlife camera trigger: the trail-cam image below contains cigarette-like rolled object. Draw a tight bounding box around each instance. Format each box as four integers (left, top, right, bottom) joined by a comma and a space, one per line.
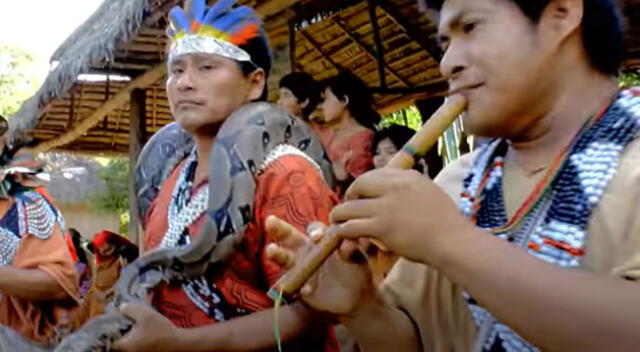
270, 94, 468, 298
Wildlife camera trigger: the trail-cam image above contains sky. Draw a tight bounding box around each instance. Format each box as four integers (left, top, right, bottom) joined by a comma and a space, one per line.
0, 0, 104, 83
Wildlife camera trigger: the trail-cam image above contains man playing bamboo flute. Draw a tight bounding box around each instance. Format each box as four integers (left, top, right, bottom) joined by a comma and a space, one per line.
112, 0, 337, 351
267, 0, 640, 350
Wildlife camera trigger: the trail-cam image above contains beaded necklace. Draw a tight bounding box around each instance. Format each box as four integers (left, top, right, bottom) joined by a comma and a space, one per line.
460, 89, 640, 352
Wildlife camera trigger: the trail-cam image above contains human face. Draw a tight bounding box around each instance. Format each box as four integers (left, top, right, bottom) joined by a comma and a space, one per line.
320, 87, 347, 123
373, 138, 398, 169
97, 242, 116, 258
166, 54, 265, 135
437, 0, 564, 139
277, 88, 302, 117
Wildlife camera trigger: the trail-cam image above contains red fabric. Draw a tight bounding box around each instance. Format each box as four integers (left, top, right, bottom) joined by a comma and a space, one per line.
144, 155, 339, 351
35, 188, 54, 204
91, 231, 136, 264
316, 127, 374, 179
64, 231, 79, 263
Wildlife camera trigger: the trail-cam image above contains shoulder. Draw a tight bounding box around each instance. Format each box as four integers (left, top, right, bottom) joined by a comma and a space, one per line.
257, 151, 332, 194
434, 150, 478, 202
14, 190, 64, 240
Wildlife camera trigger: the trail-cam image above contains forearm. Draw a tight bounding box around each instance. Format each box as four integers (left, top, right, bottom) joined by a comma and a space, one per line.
437, 228, 640, 351
0, 266, 69, 301
341, 291, 420, 352
175, 302, 315, 352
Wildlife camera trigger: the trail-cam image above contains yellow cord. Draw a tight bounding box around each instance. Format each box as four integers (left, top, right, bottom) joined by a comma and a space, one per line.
273, 288, 284, 352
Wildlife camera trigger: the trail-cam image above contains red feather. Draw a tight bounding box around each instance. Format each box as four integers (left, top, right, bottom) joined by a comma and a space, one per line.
230, 23, 259, 45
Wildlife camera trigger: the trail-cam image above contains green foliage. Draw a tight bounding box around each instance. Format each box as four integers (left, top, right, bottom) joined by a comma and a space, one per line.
0, 44, 39, 117
379, 105, 422, 131
380, 105, 466, 165
90, 158, 129, 233
620, 70, 640, 88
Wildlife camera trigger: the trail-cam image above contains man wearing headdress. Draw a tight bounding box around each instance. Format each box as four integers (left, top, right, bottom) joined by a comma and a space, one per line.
0, 119, 79, 344
112, 1, 337, 351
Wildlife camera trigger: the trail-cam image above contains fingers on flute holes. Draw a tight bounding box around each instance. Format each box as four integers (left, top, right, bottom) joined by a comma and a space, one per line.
306, 222, 327, 244
266, 215, 308, 248
266, 243, 296, 269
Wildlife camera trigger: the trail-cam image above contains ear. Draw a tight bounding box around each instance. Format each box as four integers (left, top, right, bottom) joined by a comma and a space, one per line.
247, 68, 266, 101
300, 98, 310, 109
538, 0, 583, 46
341, 95, 350, 108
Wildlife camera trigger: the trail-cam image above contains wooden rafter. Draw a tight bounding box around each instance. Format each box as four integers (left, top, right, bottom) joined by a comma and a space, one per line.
298, 30, 344, 73
376, 0, 443, 62
330, 18, 410, 87
32, 63, 166, 153
367, 0, 387, 88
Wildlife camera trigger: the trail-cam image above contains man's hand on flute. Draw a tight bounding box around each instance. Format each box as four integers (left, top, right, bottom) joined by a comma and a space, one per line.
265, 218, 374, 317
331, 168, 474, 265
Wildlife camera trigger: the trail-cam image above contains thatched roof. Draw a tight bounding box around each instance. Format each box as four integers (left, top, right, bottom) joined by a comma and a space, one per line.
8, 0, 640, 154
8, 0, 150, 141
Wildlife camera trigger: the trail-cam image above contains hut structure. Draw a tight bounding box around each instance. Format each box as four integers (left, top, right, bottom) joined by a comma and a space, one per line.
8, 0, 640, 244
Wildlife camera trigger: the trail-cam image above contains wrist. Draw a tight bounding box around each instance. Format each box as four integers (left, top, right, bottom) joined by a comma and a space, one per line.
338, 288, 383, 327
429, 220, 484, 272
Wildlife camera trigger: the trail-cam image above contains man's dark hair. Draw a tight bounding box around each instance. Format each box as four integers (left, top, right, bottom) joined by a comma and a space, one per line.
238, 30, 273, 101
420, 0, 624, 75
279, 72, 322, 119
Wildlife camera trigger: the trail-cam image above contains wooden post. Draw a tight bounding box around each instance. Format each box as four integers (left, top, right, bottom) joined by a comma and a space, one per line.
128, 88, 146, 245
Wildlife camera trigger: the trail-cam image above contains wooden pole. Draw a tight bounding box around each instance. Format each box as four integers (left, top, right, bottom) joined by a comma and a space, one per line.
128, 88, 147, 245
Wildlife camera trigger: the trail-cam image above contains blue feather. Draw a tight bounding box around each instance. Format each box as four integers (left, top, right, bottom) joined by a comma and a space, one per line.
210, 7, 254, 33
202, 0, 237, 24
188, 0, 206, 21
169, 7, 190, 32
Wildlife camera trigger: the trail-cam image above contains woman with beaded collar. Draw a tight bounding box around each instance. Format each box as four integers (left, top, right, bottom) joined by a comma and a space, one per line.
111, 1, 338, 351
0, 117, 79, 345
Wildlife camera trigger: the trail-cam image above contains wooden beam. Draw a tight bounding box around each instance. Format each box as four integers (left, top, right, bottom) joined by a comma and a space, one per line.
289, 20, 297, 71
257, 0, 302, 19
32, 63, 166, 153
377, 0, 443, 62
128, 88, 147, 245
367, 0, 387, 88
142, 0, 182, 26
331, 18, 410, 87
298, 30, 344, 73
369, 80, 448, 95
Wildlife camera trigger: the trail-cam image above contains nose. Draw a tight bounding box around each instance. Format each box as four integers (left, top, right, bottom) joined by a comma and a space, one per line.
439, 40, 466, 81
176, 67, 195, 91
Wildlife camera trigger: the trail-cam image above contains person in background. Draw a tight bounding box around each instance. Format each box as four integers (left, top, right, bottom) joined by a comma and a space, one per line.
277, 72, 323, 126
65, 228, 92, 298
317, 71, 380, 194
372, 124, 427, 174
69, 230, 138, 329
0, 145, 78, 345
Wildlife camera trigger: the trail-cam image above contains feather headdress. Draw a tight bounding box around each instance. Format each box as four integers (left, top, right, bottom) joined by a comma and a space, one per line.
167, 0, 263, 63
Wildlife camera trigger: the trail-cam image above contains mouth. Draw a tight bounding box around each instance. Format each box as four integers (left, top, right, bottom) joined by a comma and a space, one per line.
449, 83, 484, 96
176, 100, 205, 109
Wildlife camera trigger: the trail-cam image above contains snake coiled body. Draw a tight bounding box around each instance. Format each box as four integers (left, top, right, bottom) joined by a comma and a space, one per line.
0, 103, 333, 351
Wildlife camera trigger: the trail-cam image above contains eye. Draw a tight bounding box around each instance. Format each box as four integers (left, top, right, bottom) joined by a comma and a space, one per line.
199, 65, 214, 71
462, 21, 477, 34
171, 67, 184, 75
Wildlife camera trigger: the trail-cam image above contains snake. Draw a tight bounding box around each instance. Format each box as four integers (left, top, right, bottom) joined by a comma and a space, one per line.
0, 102, 334, 351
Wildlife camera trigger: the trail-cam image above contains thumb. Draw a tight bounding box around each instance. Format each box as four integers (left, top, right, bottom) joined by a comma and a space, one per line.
119, 303, 151, 322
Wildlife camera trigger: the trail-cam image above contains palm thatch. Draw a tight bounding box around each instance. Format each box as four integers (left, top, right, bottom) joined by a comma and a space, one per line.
8, 0, 150, 143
